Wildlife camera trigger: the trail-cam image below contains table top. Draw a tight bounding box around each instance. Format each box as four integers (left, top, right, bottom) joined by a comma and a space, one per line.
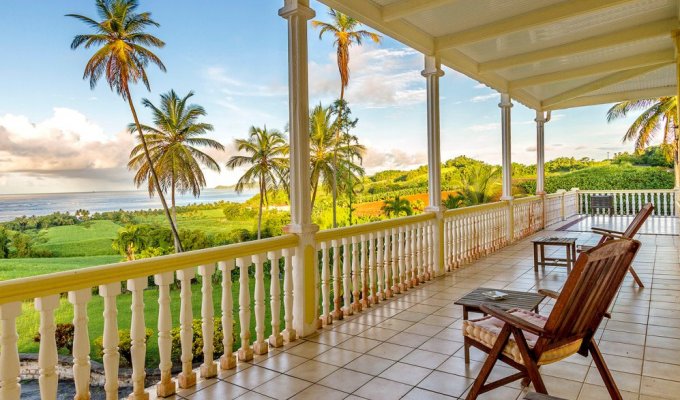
454, 287, 547, 310
532, 236, 578, 245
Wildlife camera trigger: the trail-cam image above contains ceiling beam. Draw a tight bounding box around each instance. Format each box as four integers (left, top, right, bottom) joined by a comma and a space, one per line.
509, 50, 675, 89
382, 0, 460, 22
545, 86, 675, 110
542, 64, 667, 109
318, 0, 435, 54
436, 0, 637, 51
479, 18, 678, 73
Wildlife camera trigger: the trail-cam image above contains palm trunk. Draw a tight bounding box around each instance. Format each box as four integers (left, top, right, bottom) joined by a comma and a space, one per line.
125, 86, 183, 252
171, 174, 180, 251
311, 179, 319, 209
332, 85, 345, 228
257, 177, 264, 240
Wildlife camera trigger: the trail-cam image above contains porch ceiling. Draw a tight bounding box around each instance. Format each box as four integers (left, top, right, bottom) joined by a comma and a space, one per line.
315, 0, 679, 111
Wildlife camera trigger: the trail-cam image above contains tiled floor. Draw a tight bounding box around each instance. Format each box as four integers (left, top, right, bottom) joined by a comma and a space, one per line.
153, 218, 680, 400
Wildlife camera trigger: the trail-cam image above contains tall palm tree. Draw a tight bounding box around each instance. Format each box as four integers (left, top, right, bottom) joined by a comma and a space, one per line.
67, 0, 183, 251
227, 127, 289, 239
454, 165, 502, 206
382, 196, 413, 218
128, 90, 224, 247
606, 97, 679, 186
309, 104, 365, 208
313, 9, 381, 228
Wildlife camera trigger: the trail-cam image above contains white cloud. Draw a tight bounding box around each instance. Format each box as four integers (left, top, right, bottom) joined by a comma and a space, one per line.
309, 46, 425, 108
362, 147, 427, 172
466, 123, 500, 132
470, 93, 499, 103
205, 67, 287, 98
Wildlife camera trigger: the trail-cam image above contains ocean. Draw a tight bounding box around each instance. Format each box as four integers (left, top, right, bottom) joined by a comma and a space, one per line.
0, 188, 257, 222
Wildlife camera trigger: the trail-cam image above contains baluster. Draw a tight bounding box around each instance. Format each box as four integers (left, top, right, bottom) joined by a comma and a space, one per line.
198, 264, 218, 378
351, 236, 361, 312
236, 257, 253, 360
68, 289, 91, 400
405, 226, 413, 288
35, 295, 59, 400
391, 227, 400, 294
265, 251, 283, 347
369, 232, 378, 304
99, 282, 121, 398
0, 302, 22, 400
342, 238, 353, 316
399, 226, 408, 291
126, 277, 149, 400
252, 254, 268, 355
331, 240, 343, 320
422, 223, 429, 280
282, 249, 297, 342
218, 260, 237, 369
360, 234, 370, 309
376, 231, 385, 300
320, 243, 331, 326
383, 229, 393, 298
176, 269, 197, 388
412, 224, 419, 286
153, 272, 176, 396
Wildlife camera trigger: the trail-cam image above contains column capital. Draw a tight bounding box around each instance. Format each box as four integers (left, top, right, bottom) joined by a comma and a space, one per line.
284, 223, 319, 235
534, 110, 547, 123
499, 93, 513, 108
421, 55, 444, 78
279, 0, 315, 20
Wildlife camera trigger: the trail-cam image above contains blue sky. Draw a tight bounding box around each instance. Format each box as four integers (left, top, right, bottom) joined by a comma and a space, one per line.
0, 0, 644, 194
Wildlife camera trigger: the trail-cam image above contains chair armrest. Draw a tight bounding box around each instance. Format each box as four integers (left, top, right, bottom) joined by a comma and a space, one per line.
591, 227, 624, 236
538, 289, 560, 299
479, 303, 551, 338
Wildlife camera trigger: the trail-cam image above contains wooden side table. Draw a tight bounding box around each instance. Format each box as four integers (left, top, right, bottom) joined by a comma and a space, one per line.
532, 237, 577, 272
455, 288, 546, 364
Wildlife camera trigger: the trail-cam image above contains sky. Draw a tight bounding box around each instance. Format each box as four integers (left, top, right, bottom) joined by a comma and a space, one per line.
0, 0, 649, 194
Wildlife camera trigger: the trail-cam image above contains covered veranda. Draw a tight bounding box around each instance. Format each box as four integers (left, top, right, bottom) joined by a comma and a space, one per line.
0, 0, 679, 399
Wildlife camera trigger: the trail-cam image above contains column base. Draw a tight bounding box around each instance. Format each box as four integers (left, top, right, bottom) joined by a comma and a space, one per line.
238, 346, 253, 362
282, 329, 297, 342
200, 362, 217, 379
178, 371, 196, 389
319, 315, 332, 327
220, 353, 237, 370
269, 332, 284, 347
253, 341, 269, 355
384, 288, 393, 298
332, 308, 344, 321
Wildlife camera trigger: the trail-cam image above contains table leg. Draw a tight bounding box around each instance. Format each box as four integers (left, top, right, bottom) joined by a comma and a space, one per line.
566, 244, 571, 272
540, 245, 545, 269
533, 243, 538, 272
463, 307, 470, 364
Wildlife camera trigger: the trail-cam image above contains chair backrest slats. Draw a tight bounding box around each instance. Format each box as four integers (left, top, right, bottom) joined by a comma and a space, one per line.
535, 239, 640, 354
622, 203, 654, 238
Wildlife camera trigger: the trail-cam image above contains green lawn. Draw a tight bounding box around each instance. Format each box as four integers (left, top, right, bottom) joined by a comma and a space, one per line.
17, 275, 279, 368
32, 220, 121, 257
0, 255, 122, 280
136, 209, 251, 235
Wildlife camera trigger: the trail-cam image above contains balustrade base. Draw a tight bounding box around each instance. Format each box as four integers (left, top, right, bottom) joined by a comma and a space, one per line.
238, 347, 253, 362
282, 329, 297, 343
269, 333, 284, 348
156, 379, 176, 398
127, 391, 149, 400
253, 341, 269, 356
200, 362, 217, 379
220, 354, 237, 370
318, 315, 332, 327
177, 371, 196, 389
332, 309, 344, 321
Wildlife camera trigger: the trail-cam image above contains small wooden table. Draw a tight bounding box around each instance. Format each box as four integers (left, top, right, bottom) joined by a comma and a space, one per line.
455, 287, 546, 363
532, 237, 577, 272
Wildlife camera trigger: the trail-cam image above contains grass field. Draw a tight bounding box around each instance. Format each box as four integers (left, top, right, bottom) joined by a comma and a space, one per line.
136, 209, 251, 235
17, 275, 278, 368
0, 255, 122, 280
32, 220, 121, 257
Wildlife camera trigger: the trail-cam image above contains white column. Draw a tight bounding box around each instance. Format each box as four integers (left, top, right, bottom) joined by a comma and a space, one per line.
500, 93, 513, 200
422, 54, 446, 277
280, 0, 319, 337
535, 110, 547, 195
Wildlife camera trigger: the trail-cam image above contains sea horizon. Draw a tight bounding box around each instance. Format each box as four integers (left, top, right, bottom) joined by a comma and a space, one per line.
0, 188, 258, 222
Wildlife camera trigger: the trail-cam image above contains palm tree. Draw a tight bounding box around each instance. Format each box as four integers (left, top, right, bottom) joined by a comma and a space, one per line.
313, 9, 381, 228
453, 165, 502, 206
382, 196, 413, 218
127, 90, 224, 246
67, 0, 183, 251
606, 97, 679, 186
226, 127, 289, 239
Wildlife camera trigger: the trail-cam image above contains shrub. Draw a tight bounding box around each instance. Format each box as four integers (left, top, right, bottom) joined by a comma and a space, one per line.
170, 317, 236, 363
34, 323, 75, 353
94, 328, 153, 366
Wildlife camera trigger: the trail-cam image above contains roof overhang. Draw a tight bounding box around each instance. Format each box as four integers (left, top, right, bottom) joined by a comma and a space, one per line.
316, 0, 679, 111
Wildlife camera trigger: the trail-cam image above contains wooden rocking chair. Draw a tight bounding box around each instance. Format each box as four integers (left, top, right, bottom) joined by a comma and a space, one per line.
463, 239, 641, 400
579, 202, 653, 287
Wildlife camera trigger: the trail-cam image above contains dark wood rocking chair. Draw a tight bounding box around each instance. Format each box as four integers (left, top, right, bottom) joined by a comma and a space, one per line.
579, 202, 653, 288
463, 239, 641, 400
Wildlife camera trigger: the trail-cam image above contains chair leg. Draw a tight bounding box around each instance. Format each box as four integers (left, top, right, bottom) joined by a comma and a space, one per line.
589, 339, 623, 400
511, 327, 547, 394
628, 266, 644, 288
465, 325, 511, 400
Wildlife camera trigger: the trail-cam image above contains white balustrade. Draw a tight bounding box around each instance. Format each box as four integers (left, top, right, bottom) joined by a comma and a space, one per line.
176, 268, 196, 388
127, 277, 148, 400
0, 302, 22, 400
153, 271, 175, 397
198, 264, 217, 378
99, 282, 120, 399
252, 254, 268, 355
68, 289, 91, 400
268, 251, 284, 346
219, 260, 237, 370
35, 295, 59, 400
577, 190, 676, 216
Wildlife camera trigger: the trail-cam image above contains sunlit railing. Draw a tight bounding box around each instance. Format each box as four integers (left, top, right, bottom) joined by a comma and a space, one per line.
513, 196, 544, 241
0, 235, 298, 400
315, 213, 436, 325
577, 189, 677, 216
443, 202, 508, 270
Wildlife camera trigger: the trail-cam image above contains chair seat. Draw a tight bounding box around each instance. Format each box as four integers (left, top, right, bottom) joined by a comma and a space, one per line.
463, 309, 582, 365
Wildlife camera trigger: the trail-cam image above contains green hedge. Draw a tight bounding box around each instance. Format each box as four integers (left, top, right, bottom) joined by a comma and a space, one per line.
519, 166, 674, 193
